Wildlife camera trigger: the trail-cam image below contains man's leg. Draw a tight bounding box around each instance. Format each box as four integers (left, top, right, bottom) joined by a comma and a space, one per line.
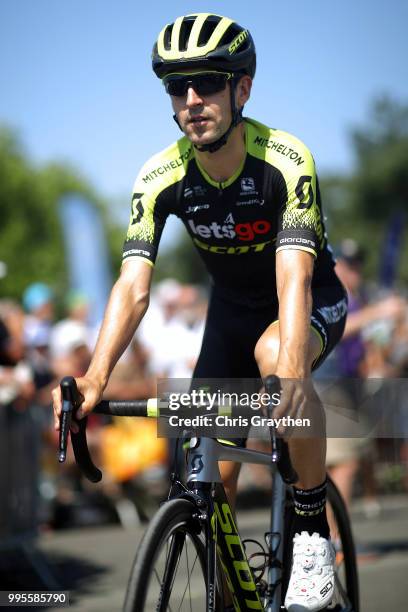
220, 323, 324, 508
254, 322, 337, 611
219, 461, 242, 507
254, 321, 325, 489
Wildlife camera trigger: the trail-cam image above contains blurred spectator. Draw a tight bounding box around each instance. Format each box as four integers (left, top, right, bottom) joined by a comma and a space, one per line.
0, 300, 25, 364
138, 279, 207, 378
49, 319, 92, 379
0, 299, 35, 407
137, 278, 182, 362
22, 282, 55, 390
101, 339, 166, 508
23, 282, 54, 347
166, 284, 207, 377
325, 239, 407, 514
335, 241, 405, 378
65, 290, 91, 325
104, 337, 156, 400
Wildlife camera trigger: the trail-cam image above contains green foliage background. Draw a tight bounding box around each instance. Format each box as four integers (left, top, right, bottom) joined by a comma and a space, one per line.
319, 96, 408, 284
0, 127, 121, 301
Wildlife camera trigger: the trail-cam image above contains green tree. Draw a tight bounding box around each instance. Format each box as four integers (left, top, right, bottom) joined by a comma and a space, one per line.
351, 96, 408, 220
0, 126, 115, 301
319, 96, 408, 283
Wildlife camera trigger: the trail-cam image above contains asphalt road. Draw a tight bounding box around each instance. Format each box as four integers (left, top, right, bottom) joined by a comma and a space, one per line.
2, 495, 408, 611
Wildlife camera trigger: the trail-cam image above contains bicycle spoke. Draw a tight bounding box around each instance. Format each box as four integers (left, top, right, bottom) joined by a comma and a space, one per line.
167, 535, 184, 592
151, 538, 170, 589
177, 547, 200, 611
184, 542, 192, 612
152, 533, 202, 612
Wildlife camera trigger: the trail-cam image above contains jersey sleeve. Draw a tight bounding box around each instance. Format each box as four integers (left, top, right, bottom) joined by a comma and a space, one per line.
276, 146, 323, 258
122, 139, 191, 267
122, 176, 169, 267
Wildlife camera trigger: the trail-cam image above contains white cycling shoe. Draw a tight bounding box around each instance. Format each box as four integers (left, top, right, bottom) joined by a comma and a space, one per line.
284, 531, 335, 611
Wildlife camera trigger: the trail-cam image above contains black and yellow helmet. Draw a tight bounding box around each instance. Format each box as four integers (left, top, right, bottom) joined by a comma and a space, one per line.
152, 13, 256, 79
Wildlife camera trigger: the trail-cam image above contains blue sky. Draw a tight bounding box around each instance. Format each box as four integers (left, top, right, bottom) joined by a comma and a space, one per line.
1, 0, 408, 233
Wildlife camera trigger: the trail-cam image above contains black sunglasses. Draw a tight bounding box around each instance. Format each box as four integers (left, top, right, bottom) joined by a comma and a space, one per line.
163, 72, 234, 97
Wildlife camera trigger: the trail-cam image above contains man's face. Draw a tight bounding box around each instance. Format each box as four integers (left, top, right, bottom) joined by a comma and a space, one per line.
168, 71, 251, 148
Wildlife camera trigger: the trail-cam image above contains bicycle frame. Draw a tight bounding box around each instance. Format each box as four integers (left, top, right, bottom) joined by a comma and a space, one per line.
58, 376, 359, 612
58, 375, 295, 611
179, 437, 287, 612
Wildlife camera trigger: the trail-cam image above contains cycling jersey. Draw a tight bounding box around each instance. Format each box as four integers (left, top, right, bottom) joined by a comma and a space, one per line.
123, 117, 340, 306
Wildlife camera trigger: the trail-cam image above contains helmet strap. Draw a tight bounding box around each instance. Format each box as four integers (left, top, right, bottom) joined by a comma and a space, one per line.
173, 113, 183, 130
172, 78, 244, 154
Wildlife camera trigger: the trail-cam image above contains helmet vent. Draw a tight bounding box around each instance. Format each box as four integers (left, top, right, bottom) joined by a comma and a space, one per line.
179, 18, 194, 51
163, 25, 172, 51
197, 15, 221, 47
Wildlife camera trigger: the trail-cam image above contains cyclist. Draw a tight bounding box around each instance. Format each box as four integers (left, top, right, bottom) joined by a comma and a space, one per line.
53, 13, 347, 611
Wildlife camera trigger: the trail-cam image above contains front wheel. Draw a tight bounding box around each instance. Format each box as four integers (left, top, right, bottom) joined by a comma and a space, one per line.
124, 498, 216, 611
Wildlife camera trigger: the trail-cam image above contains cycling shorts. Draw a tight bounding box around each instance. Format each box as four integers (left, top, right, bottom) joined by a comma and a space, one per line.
191, 283, 348, 447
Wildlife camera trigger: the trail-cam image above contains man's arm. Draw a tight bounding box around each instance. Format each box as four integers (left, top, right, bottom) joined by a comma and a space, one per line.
275, 249, 315, 378
341, 295, 406, 338
52, 258, 153, 429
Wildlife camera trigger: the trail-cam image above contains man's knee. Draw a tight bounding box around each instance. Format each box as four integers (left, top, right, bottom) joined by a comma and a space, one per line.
254, 325, 280, 375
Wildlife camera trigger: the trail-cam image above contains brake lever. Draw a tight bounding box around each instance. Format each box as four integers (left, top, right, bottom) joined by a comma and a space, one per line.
59, 376, 82, 462
58, 376, 102, 482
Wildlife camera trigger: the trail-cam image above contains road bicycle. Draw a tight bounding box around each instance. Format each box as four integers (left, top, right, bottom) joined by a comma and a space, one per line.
58, 375, 359, 611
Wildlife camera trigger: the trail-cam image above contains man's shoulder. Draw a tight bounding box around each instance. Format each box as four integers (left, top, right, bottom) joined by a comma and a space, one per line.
134, 136, 193, 194
246, 117, 314, 171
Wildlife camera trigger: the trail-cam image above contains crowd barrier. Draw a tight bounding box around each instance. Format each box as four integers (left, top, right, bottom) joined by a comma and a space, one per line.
0, 401, 40, 542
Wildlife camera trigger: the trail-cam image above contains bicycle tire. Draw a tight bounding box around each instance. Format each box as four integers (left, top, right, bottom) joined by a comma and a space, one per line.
281, 493, 295, 606
281, 478, 359, 611
124, 497, 222, 612
327, 475, 360, 612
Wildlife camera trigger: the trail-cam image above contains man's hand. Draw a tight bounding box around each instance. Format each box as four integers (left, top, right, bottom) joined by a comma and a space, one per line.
269, 377, 324, 438
375, 295, 406, 321
52, 376, 104, 433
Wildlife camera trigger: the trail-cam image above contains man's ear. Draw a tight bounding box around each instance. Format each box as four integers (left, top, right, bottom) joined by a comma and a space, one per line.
236, 75, 252, 108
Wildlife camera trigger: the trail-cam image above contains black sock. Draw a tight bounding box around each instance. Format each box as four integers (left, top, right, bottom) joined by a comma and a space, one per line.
292, 479, 330, 539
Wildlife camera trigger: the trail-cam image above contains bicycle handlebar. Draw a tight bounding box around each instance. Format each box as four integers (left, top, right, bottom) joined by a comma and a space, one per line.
58, 375, 298, 484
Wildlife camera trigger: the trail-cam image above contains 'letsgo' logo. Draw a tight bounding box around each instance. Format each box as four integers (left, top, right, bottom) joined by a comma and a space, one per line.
188, 214, 271, 242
